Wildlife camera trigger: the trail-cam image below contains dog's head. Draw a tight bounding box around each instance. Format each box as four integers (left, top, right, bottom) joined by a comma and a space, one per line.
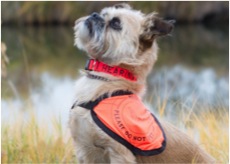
74, 3, 174, 71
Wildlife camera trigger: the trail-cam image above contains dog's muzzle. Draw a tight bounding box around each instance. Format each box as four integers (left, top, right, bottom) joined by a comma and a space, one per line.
85, 12, 105, 36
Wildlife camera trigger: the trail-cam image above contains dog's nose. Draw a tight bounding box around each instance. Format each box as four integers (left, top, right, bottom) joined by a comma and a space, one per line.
91, 12, 100, 19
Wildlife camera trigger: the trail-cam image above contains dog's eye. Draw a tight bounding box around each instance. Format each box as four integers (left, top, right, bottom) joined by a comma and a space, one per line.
109, 17, 122, 31
102, 12, 108, 17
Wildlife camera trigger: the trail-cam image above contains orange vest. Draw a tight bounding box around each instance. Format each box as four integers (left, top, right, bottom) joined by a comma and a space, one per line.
75, 91, 166, 156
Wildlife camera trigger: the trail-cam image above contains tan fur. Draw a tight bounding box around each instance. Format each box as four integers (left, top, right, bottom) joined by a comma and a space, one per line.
69, 3, 215, 163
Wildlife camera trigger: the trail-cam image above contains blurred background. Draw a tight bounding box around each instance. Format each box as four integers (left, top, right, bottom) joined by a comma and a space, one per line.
1, 1, 229, 127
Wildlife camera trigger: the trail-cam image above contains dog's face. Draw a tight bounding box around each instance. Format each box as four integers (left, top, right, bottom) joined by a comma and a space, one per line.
74, 3, 174, 66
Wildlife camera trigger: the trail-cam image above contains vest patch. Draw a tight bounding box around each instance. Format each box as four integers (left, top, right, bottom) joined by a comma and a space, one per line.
89, 94, 166, 156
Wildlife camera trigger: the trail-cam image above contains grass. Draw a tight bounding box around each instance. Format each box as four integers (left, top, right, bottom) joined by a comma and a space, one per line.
184, 109, 229, 162
1, 113, 76, 163
1, 107, 229, 163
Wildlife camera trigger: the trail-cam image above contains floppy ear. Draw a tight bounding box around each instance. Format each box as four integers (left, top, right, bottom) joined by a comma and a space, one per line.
139, 13, 175, 50
114, 3, 132, 10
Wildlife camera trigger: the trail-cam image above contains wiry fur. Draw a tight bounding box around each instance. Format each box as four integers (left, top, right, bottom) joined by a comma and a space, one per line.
69, 3, 215, 163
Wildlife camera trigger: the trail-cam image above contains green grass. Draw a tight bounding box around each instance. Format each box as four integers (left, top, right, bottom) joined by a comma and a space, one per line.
1, 107, 229, 163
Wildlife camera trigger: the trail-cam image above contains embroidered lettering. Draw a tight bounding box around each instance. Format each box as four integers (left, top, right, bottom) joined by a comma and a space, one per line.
102, 65, 107, 71
86, 60, 137, 81
133, 136, 146, 141
119, 69, 124, 75
123, 70, 128, 78
127, 72, 131, 78
107, 66, 112, 73
125, 131, 132, 139
114, 110, 125, 130
113, 68, 118, 74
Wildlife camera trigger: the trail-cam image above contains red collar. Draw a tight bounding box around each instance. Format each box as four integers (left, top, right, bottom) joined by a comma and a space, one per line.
85, 59, 137, 81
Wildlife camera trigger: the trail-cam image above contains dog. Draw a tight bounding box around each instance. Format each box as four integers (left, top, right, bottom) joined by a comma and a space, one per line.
69, 3, 216, 163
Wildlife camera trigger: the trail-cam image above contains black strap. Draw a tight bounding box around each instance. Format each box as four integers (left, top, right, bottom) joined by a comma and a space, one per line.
71, 90, 133, 110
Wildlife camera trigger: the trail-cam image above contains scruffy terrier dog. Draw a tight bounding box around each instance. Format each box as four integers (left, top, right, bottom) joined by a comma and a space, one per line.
69, 3, 215, 163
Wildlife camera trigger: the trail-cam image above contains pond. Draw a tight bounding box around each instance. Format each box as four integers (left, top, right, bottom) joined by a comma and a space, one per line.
1, 24, 229, 126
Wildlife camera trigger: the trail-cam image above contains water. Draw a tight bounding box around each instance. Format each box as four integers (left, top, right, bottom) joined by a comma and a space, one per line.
1, 24, 229, 126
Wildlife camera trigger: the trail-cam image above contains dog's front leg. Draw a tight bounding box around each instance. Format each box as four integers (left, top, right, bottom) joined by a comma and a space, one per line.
107, 146, 137, 164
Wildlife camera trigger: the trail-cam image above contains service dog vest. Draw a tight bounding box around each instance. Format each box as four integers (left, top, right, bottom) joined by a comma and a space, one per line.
74, 91, 166, 156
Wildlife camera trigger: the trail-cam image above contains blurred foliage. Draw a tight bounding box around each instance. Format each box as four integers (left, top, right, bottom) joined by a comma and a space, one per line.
1, 24, 228, 100
156, 24, 229, 75
1, 1, 229, 25
130, 1, 228, 23
1, 26, 86, 99
1, 42, 9, 78
1, 1, 118, 25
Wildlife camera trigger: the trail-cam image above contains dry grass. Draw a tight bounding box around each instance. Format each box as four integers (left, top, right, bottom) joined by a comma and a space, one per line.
184, 109, 229, 162
1, 106, 229, 163
1, 114, 76, 163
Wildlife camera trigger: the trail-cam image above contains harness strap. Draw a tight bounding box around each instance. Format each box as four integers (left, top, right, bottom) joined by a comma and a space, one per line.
71, 90, 133, 110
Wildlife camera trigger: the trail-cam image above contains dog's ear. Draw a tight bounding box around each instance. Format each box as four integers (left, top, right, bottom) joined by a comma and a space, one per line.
114, 3, 132, 10
139, 13, 175, 50
141, 13, 175, 37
